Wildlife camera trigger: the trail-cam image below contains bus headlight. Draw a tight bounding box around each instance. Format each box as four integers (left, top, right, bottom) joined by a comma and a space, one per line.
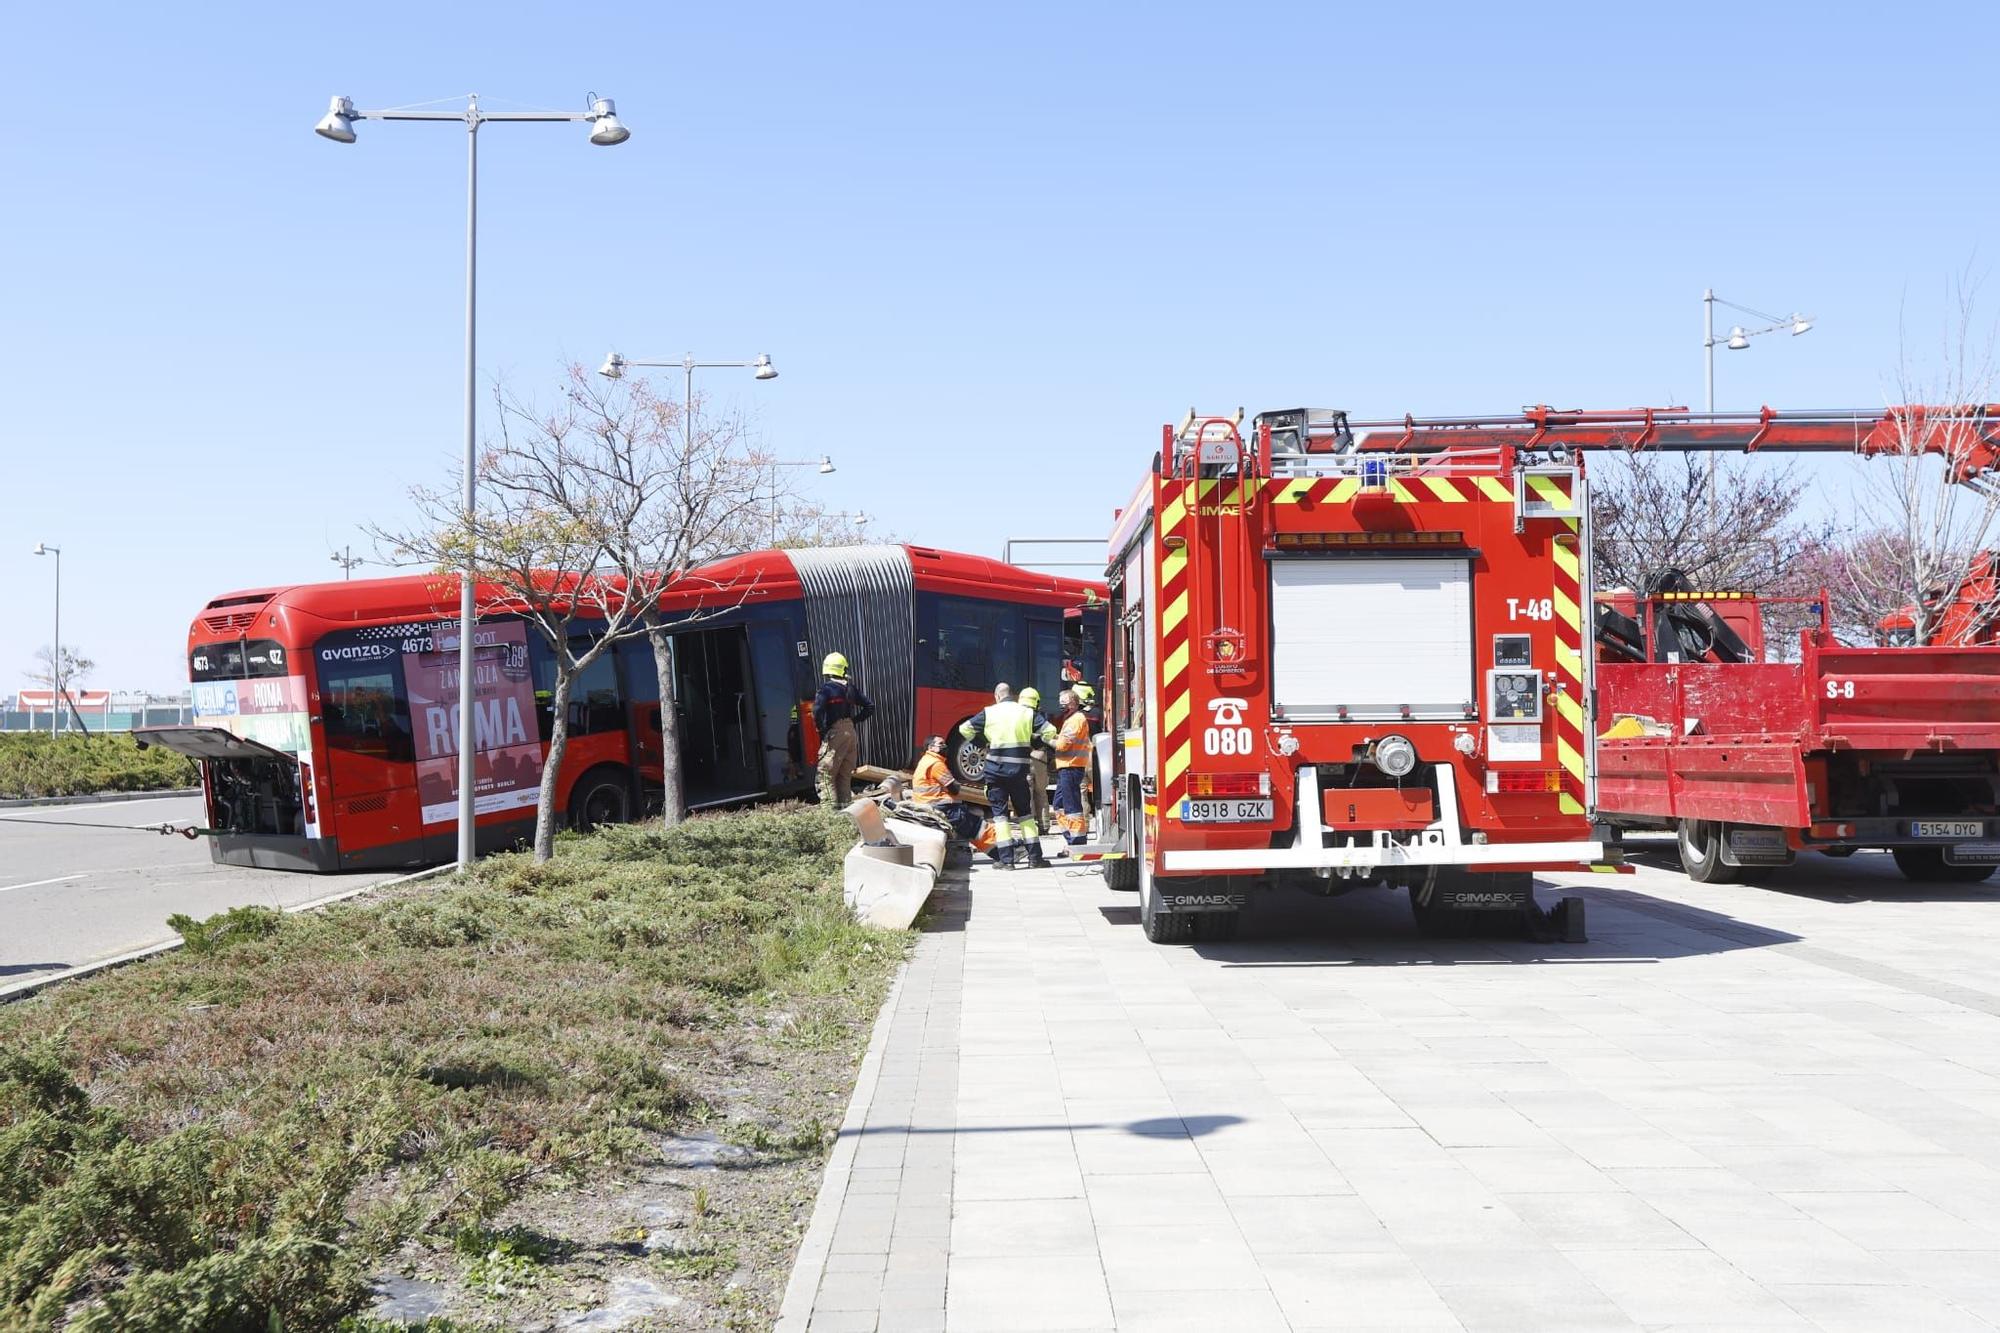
1373, 734, 1418, 778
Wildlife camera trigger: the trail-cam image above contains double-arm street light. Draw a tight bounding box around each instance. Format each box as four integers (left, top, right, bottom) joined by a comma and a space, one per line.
764, 456, 839, 544
317, 91, 630, 870
31, 543, 60, 735
1704, 288, 1814, 411
597, 352, 812, 542
598, 351, 779, 452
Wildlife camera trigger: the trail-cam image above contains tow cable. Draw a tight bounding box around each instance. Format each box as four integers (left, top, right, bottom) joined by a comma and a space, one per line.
0, 816, 214, 839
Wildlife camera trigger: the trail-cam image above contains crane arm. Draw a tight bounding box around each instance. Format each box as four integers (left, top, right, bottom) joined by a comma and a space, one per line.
1344, 405, 2000, 483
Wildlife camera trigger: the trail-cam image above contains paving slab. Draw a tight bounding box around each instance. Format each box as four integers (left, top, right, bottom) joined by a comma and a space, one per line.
781, 843, 2000, 1330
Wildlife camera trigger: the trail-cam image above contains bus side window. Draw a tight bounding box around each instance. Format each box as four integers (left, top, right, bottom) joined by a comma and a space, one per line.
569, 644, 623, 734
925, 595, 1020, 692
320, 659, 412, 762
529, 636, 626, 737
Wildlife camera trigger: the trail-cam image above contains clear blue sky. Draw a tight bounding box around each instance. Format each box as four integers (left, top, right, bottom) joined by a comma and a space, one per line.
4, 1, 1995, 691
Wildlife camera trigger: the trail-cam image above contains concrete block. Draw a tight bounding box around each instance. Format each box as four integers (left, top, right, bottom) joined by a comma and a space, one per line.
882, 818, 948, 874
844, 844, 935, 930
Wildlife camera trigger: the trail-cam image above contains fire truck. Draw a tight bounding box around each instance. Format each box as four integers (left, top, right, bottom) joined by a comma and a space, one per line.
1093, 409, 1605, 945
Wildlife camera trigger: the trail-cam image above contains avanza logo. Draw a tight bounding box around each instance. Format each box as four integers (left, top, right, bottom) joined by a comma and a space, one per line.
320, 643, 395, 663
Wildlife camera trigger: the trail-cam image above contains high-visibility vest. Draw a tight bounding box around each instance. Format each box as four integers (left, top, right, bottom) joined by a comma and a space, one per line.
913, 752, 954, 803
1054, 712, 1092, 768
960, 700, 1055, 776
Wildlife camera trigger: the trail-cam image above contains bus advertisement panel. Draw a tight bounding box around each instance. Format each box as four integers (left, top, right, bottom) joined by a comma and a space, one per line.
403, 620, 543, 826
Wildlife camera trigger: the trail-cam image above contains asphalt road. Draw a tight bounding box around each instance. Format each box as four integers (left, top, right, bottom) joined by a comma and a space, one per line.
0, 794, 404, 988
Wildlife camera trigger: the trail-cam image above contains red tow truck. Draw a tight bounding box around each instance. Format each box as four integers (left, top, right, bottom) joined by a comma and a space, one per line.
1595, 584, 2000, 882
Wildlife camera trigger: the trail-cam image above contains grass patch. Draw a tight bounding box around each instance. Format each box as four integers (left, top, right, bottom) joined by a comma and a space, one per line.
0, 804, 907, 1330
0, 731, 197, 800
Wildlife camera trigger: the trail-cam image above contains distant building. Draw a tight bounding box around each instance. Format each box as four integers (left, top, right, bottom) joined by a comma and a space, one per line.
2, 690, 193, 732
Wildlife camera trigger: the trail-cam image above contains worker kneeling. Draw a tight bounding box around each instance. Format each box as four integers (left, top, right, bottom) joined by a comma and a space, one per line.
912, 735, 985, 844
960, 684, 1058, 869
1051, 688, 1093, 844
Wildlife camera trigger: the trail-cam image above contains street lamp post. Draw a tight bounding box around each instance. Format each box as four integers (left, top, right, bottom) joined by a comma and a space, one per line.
32, 543, 59, 735
598, 353, 802, 540
762, 457, 839, 544
330, 547, 367, 579
317, 92, 630, 871
1703, 288, 1814, 412
598, 351, 779, 455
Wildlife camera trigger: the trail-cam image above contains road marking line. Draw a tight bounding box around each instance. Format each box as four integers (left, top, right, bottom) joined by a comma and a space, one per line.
0, 874, 85, 894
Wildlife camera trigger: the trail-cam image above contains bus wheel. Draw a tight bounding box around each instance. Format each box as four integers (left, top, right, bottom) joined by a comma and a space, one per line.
1892, 846, 1999, 883
1676, 820, 1742, 884
569, 767, 633, 831
947, 727, 988, 785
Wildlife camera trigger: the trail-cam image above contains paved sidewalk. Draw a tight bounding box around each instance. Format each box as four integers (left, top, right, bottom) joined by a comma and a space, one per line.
787, 848, 2000, 1331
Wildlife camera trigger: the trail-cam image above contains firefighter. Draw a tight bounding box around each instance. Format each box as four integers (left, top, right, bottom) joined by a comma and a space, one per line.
1051, 688, 1093, 844
1021, 685, 1054, 834
813, 652, 875, 806
960, 683, 1057, 868
912, 734, 983, 842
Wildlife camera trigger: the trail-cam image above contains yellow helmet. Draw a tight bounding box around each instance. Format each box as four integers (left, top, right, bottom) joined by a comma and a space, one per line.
1018, 686, 1042, 710
822, 652, 849, 678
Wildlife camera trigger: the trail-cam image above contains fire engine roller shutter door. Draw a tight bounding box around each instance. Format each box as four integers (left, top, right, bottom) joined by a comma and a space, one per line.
1270, 556, 1474, 721
786, 545, 916, 770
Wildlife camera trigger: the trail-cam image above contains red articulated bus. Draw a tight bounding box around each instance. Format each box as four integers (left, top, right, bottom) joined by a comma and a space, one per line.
137, 546, 1105, 871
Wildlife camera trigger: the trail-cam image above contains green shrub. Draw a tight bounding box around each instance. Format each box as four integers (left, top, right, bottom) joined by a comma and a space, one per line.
167, 905, 285, 956
0, 732, 197, 800
0, 805, 905, 1330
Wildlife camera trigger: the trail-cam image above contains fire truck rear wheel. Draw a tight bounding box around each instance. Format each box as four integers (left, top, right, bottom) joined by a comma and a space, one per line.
1142, 893, 1191, 943
1891, 846, 2000, 883
1676, 820, 1742, 884
1102, 853, 1138, 892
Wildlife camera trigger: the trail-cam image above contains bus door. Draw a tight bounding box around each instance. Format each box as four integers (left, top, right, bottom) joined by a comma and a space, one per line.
1028, 618, 1065, 710
674, 626, 764, 808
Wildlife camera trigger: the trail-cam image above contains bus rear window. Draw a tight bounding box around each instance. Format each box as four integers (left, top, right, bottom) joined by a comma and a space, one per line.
191, 639, 292, 681
319, 649, 413, 762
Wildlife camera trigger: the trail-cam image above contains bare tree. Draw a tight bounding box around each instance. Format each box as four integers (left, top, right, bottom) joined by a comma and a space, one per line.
1829, 280, 2000, 645
1591, 452, 1820, 593
1590, 452, 1831, 649
555, 370, 781, 826
25, 644, 94, 694
381, 369, 770, 859
25, 645, 95, 732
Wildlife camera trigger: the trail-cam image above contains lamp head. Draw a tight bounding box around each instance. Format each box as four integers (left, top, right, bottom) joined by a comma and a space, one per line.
33, 543, 53, 556
817, 455, 836, 474
598, 352, 627, 380
1790, 315, 1814, 336
753, 353, 778, 381
1726, 326, 1750, 351
315, 95, 359, 144
586, 94, 630, 147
